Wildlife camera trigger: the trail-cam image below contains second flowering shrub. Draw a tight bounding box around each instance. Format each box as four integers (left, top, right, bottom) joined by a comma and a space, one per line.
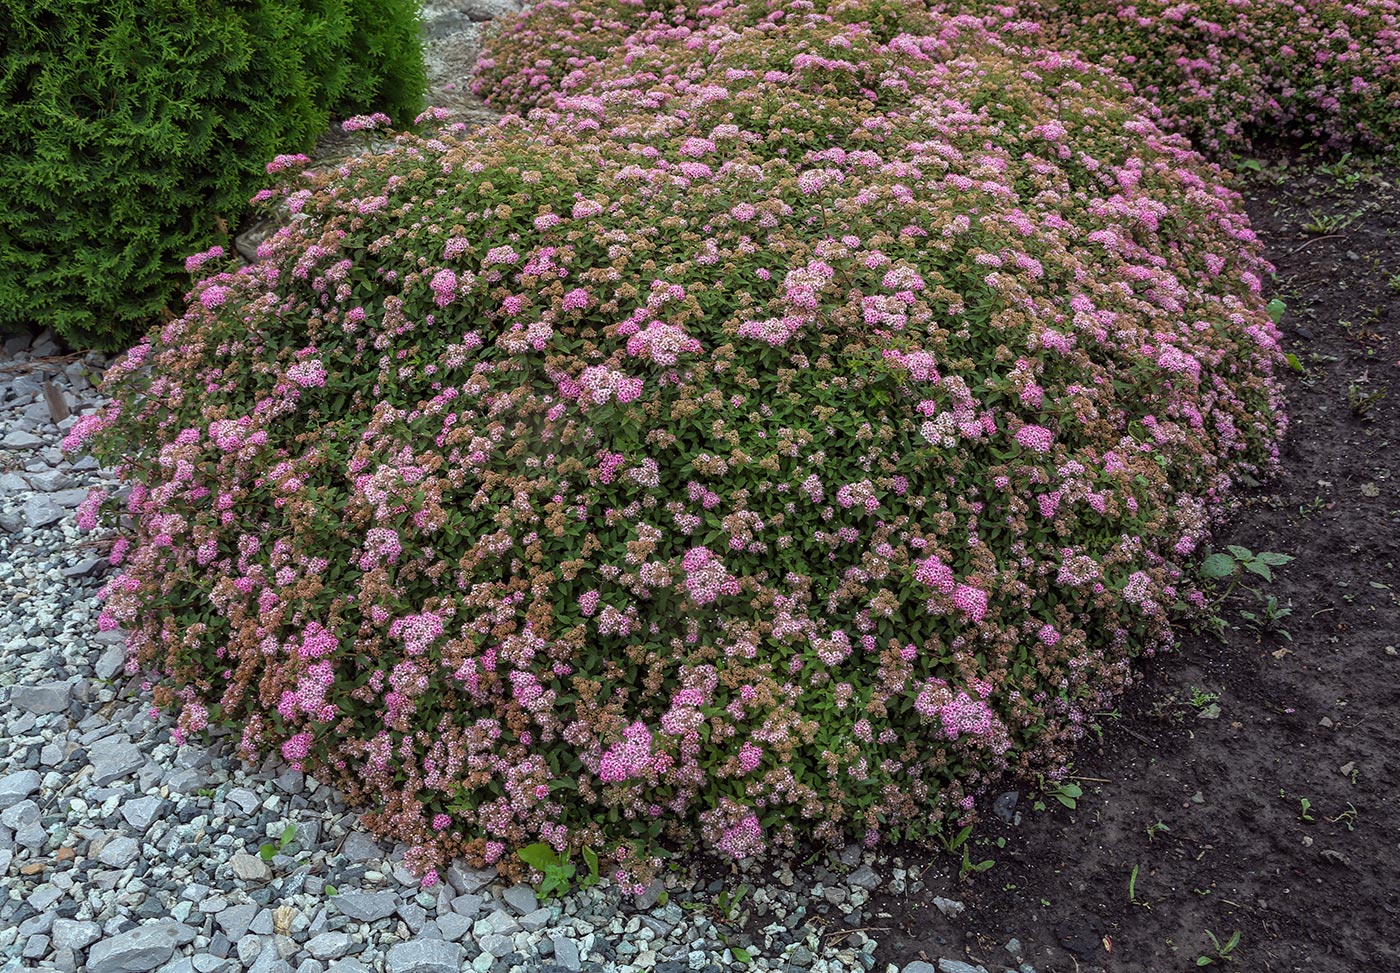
73, 3, 1285, 888
953, 0, 1400, 156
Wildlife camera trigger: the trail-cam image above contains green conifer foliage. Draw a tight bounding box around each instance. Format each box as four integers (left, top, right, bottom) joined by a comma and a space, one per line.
0, 0, 426, 351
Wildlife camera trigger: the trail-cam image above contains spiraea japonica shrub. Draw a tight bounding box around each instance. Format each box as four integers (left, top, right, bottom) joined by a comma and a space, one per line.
474, 0, 1400, 158
70, 0, 1287, 889
0, 0, 426, 352
945, 0, 1400, 157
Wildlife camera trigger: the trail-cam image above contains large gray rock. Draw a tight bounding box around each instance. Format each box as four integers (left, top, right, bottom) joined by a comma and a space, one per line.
0, 798, 40, 830
326, 961, 371, 973
477, 909, 520, 937
51, 487, 91, 508
937, 961, 988, 973
11, 682, 71, 715
333, 891, 398, 923
430, 913, 472, 943
86, 921, 196, 973
500, 884, 537, 916
121, 796, 166, 832
478, 934, 512, 958
847, 863, 880, 890
304, 932, 352, 962
384, 940, 465, 973
551, 937, 581, 972
22, 495, 64, 528
0, 769, 41, 809
89, 736, 145, 786
26, 469, 76, 492
443, 861, 496, 894
2, 429, 43, 449
52, 918, 102, 951
215, 904, 258, 942
338, 831, 381, 862
95, 642, 128, 681
449, 893, 482, 917
96, 834, 141, 868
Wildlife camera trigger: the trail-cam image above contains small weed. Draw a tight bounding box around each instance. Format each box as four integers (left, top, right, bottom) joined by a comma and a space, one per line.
941, 822, 995, 878
1196, 929, 1242, 966
1198, 545, 1294, 639
1300, 210, 1357, 234
959, 844, 996, 880
1299, 797, 1315, 822
1128, 864, 1150, 909
517, 841, 606, 900
1145, 820, 1171, 842
939, 823, 974, 854
1042, 779, 1084, 809
1186, 687, 1220, 710
1347, 380, 1387, 420
717, 934, 753, 964
1239, 594, 1293, 640
1298, 496, 1329, 517
517, 843, 574, 899
1327, 803, 1358, 832
259, 822, 297, 863
1387, 272, 1400, 293
682, 885, 750, 925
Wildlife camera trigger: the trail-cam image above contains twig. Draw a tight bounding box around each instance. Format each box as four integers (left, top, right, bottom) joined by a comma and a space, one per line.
1069, 775, 1111, 784
1284, 233, 1343, 257
823, 925, 891, 944
1118, 726, 1156, 747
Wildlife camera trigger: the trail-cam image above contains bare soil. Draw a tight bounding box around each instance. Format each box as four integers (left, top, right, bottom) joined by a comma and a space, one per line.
869, 162, 1400, 972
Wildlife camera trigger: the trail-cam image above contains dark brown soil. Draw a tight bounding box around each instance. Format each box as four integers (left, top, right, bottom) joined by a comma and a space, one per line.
871, 161, 1400, 973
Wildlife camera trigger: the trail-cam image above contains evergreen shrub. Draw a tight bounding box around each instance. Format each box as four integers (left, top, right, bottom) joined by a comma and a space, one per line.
70, 0, 1286, 888
0, 0, 427, 351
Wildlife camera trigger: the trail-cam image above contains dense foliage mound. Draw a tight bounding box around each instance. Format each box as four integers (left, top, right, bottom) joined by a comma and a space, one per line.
0, 0, 426, 352
961, 0, 1400, 157
473, 0, 1400, 157
72, 0, 1286, 887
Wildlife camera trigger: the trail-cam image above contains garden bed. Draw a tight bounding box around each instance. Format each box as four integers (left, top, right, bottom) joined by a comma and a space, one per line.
868, 159, 1400, 973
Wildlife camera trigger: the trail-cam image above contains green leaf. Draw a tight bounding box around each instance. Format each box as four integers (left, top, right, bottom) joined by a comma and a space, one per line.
259, 843, 276, 862
733, 947, 752, 963
1197, 958, 1214, 966
1199, 553, 1236, 579
1256, 552, 1294, 566
1266, 298, 1286, 324
582, 845, 600, 879
1243, 562, 1274, 582
281, 823, 297, 846
324, 885, 337, 896
517, 842, 562, 872
1285, 352, 1304, 374
1226, 545, 1253, 561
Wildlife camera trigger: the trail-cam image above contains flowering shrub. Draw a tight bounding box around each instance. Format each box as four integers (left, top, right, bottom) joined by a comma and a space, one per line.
475, 0, 1400, 156
73, 0, 1287, 888
949, 0, 1400, 156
